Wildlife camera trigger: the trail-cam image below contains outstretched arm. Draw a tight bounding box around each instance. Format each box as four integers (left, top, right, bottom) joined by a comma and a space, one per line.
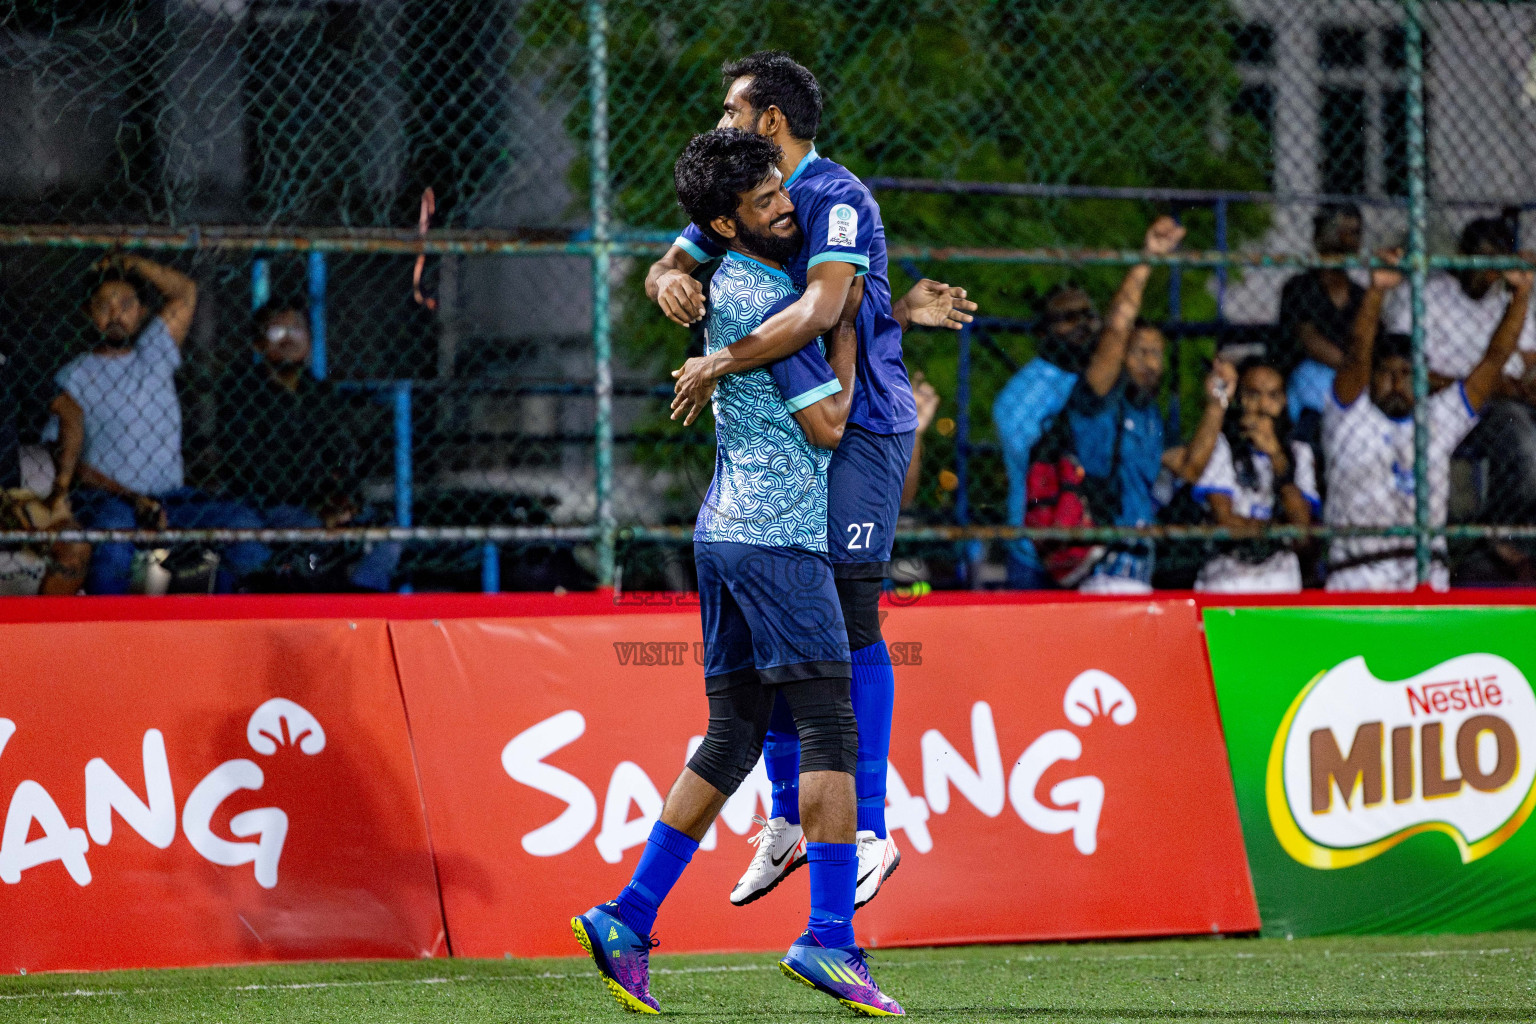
1465, 265, 1534, 413
645, 245, 705, 326
1084, 216, 1185, 397
1335, 250, 1403, 407
1165, 359, 1236, 483
893, 279, 977, 332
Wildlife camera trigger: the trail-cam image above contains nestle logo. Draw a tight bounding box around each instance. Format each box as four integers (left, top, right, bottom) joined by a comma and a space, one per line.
1272, 653, 1536, 870
1405, 676, 1503, 717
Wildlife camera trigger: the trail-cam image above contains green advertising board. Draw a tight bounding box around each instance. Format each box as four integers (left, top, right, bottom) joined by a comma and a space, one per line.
1203, 606, 1536, 937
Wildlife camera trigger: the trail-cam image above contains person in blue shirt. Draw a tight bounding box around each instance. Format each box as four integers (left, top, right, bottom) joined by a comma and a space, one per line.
993, 217, 1187, 589
573, 128, 903, 1018
648, 51, 974, 910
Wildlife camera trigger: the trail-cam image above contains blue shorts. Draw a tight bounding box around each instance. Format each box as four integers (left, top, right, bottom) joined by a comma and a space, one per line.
695, 541, 851, 685
826, 424, 915, 578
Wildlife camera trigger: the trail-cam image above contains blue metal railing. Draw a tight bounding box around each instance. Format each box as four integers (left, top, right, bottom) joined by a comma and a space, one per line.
232, 174, 1536, 593
885, 181, 1270, 574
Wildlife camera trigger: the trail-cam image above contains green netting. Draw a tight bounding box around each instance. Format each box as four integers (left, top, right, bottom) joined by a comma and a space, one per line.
0, 0, 1533, 594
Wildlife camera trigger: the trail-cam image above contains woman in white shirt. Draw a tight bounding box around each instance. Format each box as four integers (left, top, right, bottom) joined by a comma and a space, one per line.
1192, 360, 1320, 592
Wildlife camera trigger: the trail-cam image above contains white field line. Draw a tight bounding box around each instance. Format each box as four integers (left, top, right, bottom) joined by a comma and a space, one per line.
0, 946, 1528, 1002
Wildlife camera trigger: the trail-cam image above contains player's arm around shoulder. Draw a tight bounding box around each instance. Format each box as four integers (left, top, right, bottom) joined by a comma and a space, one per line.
733, 180, 871, 359
786, 278, 863, 449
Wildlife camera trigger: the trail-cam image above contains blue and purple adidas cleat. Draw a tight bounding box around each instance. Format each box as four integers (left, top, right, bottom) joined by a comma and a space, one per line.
780, 931, 904, 1016
571, 902, 661, 1014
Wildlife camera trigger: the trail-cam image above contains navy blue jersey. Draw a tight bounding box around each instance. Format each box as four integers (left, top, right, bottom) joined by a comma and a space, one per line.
677, 148, 916, 435
826, 425, 914, 574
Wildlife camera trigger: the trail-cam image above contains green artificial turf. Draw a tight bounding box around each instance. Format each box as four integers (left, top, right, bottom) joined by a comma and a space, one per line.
1, 931, 1533, 1023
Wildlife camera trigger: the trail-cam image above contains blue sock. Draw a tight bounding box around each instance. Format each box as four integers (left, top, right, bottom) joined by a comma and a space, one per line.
764, 692, 801, 825
806, 842, 857, 949
613, 821, 698, 938
851, 641, 895, 839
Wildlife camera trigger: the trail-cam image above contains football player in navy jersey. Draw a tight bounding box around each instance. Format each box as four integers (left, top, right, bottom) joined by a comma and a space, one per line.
647, 52, 975, 912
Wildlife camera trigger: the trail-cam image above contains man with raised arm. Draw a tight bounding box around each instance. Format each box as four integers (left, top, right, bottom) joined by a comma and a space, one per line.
1325, 250, 1532, 591
48, 255, 266, 594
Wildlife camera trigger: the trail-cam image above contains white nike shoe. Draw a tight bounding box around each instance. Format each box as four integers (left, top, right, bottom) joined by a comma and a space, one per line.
729, 815, 807, 906
853, 830, 901, 909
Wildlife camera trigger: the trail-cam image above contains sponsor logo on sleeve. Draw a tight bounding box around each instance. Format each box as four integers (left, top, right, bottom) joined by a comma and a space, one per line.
827, 204, 858, 247
1267, 653, 1536, 869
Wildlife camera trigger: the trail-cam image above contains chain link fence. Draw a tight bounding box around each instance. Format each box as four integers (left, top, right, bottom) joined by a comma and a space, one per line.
2, 0, 1534, 594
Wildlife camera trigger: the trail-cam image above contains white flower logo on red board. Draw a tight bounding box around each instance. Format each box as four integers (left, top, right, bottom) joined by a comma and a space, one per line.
0, 701, 325, 890
502, 670, 1138, 861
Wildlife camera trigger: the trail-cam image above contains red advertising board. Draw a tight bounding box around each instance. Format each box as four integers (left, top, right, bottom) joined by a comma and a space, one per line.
0, 619, 445, 973
391, 599, 1258, 957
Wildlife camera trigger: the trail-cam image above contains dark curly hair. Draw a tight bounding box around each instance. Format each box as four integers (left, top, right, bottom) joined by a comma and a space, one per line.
721, 51, 822, 141
673, 128, 784, 247
1224, 357, 1295, 492
1459, 215, 1516, 256
86, 262, 152, 309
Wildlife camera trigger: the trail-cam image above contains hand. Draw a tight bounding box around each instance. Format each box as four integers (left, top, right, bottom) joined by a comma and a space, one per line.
1143, 216, 1186, 257
670, 355, 717, 426
320, 497, 359, 529
43, 486, 72, 524
898, 279, 977, 330
1370, 248, 1405, 291
655, 270, 706, 326
911, 371, 941, 432
1504, 250, 1535, 295
1518, 360, 1536, 406
1205, 357, 1237, 408
132, 494, 166, 530
1241, 412, 1283, 460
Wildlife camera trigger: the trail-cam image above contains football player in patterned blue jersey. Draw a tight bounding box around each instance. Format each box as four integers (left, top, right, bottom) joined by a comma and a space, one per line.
573, 129, 903, 1017
648, 51, 976, 912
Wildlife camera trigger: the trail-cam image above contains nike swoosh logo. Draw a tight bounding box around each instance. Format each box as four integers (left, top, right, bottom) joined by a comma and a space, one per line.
856, 866, 877, 885
771, 847, 797, 867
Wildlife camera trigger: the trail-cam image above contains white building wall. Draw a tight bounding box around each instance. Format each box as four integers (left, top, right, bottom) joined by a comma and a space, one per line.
1224, 0, 1536, 326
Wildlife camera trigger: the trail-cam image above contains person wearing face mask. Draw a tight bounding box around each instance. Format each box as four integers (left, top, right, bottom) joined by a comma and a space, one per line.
47, 254, 267, 594
1191, 359, 1320, 593
212, 300, 398, 591
993, 216, 1185, 588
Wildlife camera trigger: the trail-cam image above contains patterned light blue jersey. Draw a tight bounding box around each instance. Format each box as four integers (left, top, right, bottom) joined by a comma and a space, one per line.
677, 148, 917, 435
695, 251, 842, 550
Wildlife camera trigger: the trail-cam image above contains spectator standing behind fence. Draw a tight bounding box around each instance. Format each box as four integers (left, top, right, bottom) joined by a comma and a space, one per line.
994, 216, 1186, 589
1385, 217, 1536, 389
1191, 359, 1319, 593
212, 302, 399, 591
1324, 250, 1531, 592
1277, 204, 1364, 429
46, 255, 267, 594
